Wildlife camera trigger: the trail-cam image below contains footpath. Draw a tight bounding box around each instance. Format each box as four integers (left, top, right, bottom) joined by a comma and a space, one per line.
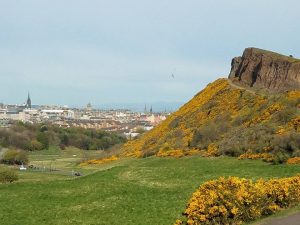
262, 212, 300, 225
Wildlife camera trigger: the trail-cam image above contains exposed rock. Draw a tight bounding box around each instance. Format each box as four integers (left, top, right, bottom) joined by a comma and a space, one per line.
229, 48, 300, 92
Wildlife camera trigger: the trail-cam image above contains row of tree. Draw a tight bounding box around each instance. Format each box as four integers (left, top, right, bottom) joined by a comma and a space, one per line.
0, 122, 126, 151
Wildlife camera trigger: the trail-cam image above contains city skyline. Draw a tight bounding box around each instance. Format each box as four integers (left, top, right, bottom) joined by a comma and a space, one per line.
1, 91, 183, 112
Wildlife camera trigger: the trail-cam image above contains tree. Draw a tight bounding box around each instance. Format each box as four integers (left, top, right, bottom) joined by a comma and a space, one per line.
37, 132, 49, 149
25, 140, 43, 151
1, 149, 29, 165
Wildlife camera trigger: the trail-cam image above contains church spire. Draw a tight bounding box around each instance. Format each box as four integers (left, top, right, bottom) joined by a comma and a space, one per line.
26, 92, 31, 108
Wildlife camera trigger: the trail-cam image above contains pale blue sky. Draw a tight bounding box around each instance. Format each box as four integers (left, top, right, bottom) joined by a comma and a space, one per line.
1, 0, 299, 107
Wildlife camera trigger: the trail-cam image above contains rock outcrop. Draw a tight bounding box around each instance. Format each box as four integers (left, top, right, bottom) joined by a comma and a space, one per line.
229, 48, 300, 92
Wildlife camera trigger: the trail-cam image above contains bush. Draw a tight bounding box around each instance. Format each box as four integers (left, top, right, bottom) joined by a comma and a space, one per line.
287, 157, 300, 164
37, 132, 49, 149
1, 149, 29, 165
0, 167, 18, 183
80, 155, 119, 166
176, 175, 300, 225
25, 140, 43, 151
272, 151, 290, 164
59, 144, 66, 150
271, 131, 300, 153
273, 107, 297, 124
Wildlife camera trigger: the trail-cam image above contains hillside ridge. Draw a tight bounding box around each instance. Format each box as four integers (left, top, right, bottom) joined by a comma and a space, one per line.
122, 48, 300, 160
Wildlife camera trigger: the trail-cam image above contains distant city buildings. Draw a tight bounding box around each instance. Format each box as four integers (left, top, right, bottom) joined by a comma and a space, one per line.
0, 94, 170, 139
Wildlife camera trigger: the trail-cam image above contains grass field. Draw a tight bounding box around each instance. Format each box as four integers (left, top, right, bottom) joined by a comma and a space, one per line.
15, 147, 107, 182
1, 155, 300, 225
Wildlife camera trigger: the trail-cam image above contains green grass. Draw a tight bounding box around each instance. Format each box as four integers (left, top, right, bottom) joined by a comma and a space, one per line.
1, 156, 300, 225
17, 147, 107, 182
1, 147, 108, 183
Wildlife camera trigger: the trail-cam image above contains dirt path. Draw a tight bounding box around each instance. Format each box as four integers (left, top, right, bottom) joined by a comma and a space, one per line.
261, 212, 300, 225
227, 78, 256, 95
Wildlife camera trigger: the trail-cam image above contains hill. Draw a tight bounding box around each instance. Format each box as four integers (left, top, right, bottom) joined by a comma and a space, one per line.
122, 48, 300, 160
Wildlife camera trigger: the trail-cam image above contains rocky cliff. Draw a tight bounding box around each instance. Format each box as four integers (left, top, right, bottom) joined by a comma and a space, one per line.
229, 48, 300, 92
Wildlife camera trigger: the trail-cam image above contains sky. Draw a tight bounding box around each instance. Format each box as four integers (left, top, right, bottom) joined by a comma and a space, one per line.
1, 0, 300, 109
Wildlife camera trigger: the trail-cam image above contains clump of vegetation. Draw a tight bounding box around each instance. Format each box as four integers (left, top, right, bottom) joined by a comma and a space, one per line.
238, 151, 274, 162
287, 157, 300, 164
1, 149, 29, 165
80, 155, 119, 166
122, 79, 300, 162
157, 149, 185, 158
0, 167, 18, 183
176, 175, 300, 225
0, 123, 126, 151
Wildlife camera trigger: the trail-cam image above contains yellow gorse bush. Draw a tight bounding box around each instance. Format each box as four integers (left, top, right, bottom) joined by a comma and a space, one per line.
157, 149, 185, 158
287, 157, 300, 165
238, 151, 274, 162
80, 155, 119, 166
288, 116, 300, 132
176, 175, 300, 225
244, 103, 282, 127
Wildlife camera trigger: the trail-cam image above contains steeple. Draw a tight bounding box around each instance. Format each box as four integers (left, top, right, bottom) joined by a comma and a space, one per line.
86, 102, 92, 111
144, 104, 147, 113
150, 105, 153, 114
26, 92, 32, 108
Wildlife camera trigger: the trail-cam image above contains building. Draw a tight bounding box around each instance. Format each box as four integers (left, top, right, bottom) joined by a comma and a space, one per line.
86, 102, 92, 111
25, 92, 31, 109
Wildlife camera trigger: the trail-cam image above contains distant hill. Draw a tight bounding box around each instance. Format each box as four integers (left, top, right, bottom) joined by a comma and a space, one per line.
122, 48, 300, 161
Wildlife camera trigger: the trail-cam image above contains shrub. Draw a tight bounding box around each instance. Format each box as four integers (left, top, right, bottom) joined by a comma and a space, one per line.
1, 149, 29, 165
272, 151, 290, 164
36, 132, 49, 149
156, 149, 184, 158
59, 144, 66, 150
80, 155, 119, 166
25, 140, 43, 151
0, 167, 18, 183
238, 151, 274, 162
271, 132, 300, 153
177, 175, 300, 225
287, 157, 300, 165
273, 107, 297, 124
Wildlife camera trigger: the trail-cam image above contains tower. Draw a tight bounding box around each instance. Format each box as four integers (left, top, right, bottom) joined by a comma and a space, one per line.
26, 92, 31, 109
144, 104, 147, 113
86, 102, 92, 111
150, 105, 153, 114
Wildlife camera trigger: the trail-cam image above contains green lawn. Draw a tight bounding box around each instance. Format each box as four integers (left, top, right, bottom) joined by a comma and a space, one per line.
16, 147, 107, 182
1, 156, 300, 225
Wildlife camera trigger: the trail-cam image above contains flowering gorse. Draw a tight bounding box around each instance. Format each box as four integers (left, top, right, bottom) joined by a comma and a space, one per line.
80, 155, 119, 166
287, 157, 300, 165
176, 175, 300, 225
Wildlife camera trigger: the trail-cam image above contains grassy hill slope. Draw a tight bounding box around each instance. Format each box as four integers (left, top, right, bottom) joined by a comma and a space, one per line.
1, 157, 300, 225
122, 79, 300, 159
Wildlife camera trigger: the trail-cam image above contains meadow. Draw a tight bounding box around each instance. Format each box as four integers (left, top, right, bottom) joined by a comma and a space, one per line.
1, 154, 300, 225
